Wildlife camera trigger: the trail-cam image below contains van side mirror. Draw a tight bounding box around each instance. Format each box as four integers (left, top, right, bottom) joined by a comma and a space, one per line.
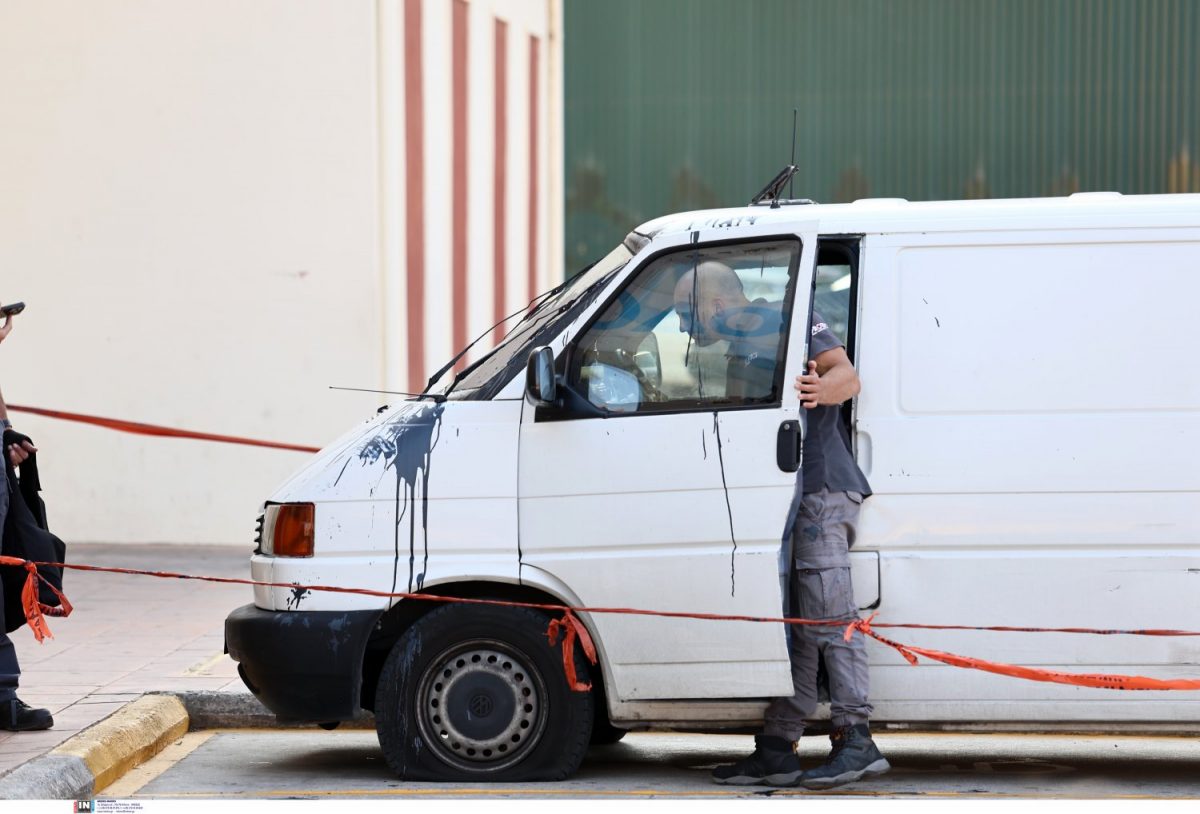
525, 346, 557, 406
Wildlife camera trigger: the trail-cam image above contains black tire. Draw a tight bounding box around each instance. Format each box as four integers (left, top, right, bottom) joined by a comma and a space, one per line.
375, 603, 594, 781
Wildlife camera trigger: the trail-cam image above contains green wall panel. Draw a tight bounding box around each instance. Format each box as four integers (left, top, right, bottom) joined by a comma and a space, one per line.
564, 0, 1200, 270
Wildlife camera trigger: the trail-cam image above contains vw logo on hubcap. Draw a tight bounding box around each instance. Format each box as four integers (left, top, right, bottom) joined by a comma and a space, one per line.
470, 693, 494, 717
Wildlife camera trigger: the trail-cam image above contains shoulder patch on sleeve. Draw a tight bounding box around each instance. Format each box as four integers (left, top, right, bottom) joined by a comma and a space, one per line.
811, 322, 829, 336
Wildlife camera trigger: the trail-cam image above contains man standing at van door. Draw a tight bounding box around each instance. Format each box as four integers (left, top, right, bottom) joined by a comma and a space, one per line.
711, 314, 889, 789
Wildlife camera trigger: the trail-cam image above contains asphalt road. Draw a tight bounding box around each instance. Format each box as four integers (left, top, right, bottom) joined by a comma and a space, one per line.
105, 729, 1200, 800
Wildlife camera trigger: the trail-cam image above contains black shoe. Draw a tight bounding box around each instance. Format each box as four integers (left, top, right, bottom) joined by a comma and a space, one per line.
0, 698, 54, 732
711, 734, 802, 786
799, 724, 890, 789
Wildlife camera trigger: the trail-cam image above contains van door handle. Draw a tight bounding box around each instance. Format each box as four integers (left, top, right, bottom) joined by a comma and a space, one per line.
855, 427, 872, 478
777, 420, 802, 472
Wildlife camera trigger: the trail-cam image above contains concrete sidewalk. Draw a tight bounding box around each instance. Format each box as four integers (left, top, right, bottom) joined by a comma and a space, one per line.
0, 543, 252, 779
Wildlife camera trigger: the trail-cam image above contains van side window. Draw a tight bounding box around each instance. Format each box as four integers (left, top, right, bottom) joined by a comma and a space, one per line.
814, 238, 862, 445
568, 240, 799, 413
814, 240, 858, 354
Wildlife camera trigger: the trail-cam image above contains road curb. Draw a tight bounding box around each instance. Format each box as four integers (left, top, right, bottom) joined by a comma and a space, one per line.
162, 690, 374, 730
0, 691, 376, 799
0, 753, 96, 801
0, 695, 188, 800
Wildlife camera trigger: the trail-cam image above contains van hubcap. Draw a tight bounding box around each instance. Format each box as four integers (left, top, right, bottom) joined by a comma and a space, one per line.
417, 641, 547, 771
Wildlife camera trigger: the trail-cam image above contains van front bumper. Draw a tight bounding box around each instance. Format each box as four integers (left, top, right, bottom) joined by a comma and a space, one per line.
224, 603, 384, 723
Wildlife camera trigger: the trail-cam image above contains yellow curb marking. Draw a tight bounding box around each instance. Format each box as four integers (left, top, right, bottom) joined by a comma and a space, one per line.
105, 731, 215, 797
51, 695, 189, 791
183, 652, 230, 677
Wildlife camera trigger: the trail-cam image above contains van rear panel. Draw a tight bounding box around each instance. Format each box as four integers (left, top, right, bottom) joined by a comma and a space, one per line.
854, 227, 1200, 723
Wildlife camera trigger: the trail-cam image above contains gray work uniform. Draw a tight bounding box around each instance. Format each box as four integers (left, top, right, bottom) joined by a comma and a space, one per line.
0, 472, 20, 700
763, 313, 872, 741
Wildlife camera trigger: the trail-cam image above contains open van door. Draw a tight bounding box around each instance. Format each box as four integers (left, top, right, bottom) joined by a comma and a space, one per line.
518, 219, 818, 703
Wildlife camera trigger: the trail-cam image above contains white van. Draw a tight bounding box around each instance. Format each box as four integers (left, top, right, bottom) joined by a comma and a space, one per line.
225, 189, 1200, 781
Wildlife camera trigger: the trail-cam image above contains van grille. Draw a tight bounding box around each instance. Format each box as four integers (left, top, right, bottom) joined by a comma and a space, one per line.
253, 512, 265, 554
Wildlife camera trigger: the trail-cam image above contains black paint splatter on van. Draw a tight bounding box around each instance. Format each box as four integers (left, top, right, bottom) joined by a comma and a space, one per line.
712, 412, 737, 597
359, 402, 445, 595
286, 584, 311, 610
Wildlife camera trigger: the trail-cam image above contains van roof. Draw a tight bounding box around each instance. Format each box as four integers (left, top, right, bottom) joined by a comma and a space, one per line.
634, 192, 1200, 239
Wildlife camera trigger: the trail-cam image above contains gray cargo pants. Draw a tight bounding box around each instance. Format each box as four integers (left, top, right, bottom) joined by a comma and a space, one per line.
763, 488, 871, 742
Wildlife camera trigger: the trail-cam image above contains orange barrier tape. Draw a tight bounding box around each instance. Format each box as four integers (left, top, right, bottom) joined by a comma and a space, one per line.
8, 404, 319, 454
851, 621, 1200, 637
0, 555, 73, 643
5, 558, 1200, 693
845, 614, 1200, 692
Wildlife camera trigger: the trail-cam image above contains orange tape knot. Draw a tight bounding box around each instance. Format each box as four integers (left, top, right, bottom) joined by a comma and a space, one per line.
0, 555, 73, 643
843, 611, 877, 642
844, 612, 920, 666
546, 609, 598, 692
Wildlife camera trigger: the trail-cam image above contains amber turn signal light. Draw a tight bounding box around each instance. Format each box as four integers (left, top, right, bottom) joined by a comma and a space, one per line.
272, 503, 315, 557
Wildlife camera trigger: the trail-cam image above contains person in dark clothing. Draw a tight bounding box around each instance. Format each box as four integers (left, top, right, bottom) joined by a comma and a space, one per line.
672, 261, 785, 401
674, 264, 887, 788
0, 304, 54, 731
731, 313, 889, 790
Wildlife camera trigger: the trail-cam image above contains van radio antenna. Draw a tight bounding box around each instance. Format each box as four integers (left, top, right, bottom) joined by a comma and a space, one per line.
749, 111, 814, 208
789, 109, 797, 200
328, 385, 445, 402
749, 164, 799, 208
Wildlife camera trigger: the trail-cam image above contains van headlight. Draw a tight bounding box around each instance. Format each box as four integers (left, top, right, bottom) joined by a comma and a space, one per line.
261, 503, 315, 557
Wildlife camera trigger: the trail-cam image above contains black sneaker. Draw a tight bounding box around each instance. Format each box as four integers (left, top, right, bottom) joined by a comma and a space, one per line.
711, 734, 802, 786
799, 724, 889, 789
0, 698, 54, 732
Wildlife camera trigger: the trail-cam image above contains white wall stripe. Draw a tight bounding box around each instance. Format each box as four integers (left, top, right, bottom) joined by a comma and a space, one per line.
534, 32, 550, 294
547, 0, 564, 285
466, 0, 497, 358
422, 0, 453, 378
504, 17, 530, 322
379, 0, 408, 391
491, 0, 549, 36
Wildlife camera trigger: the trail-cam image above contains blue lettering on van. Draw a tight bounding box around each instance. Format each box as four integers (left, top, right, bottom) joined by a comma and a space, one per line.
683, 215, 760, 231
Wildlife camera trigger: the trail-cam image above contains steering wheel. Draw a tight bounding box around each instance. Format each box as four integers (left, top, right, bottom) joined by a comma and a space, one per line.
609, 348, 667, 403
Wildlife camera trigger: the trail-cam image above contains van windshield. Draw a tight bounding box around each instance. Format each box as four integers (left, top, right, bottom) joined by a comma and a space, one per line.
437, 236, 639, 400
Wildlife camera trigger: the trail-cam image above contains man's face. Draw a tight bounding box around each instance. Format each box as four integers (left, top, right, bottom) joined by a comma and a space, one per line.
673, 276, 722, 347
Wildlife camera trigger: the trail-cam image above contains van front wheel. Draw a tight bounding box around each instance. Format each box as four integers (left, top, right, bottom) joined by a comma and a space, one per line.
375, 603, 594, 781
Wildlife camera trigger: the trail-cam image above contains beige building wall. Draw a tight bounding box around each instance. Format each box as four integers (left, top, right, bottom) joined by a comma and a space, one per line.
0, 0, 562, 545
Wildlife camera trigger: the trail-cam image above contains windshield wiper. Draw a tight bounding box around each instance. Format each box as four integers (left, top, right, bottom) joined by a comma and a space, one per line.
441, 298, 574, 396
422, 277, 577, 397
441, 266, 628, 397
